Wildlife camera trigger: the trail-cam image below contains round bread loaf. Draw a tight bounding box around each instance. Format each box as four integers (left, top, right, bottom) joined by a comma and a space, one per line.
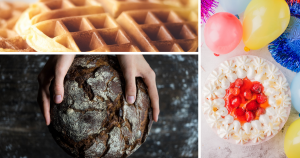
48, 55, 153, 158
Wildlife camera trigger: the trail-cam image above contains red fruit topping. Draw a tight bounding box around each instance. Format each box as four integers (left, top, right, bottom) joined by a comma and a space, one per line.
251, 83, 262, 94
230, 83, 235, 88
235, 108, 245, 116
235, 79, 244, 88
231, 96, 241, 108
256, 107, 266, 117
257, 93, 268, 104
245, 111, 254, 122
243, 89, 252, 100
246, 100, 259, 111
230, 87, 240, 96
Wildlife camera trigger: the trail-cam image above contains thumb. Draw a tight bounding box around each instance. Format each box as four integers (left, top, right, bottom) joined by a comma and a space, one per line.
124, 72, 136, 104
52, 69, 67, 104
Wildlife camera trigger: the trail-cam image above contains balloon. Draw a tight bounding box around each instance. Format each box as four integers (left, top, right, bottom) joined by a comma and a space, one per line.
219, 0, 251, 15
242, 0, 290, 51
204, 12, 243, 55
284, 118, 300, 158
291, 72, 300, 113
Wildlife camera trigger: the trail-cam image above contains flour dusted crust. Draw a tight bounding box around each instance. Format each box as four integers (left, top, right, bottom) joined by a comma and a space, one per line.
202, 55, 291, 145
49, 55, 153, 157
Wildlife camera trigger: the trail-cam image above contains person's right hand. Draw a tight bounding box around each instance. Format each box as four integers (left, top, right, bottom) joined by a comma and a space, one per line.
37, 55, 75, 125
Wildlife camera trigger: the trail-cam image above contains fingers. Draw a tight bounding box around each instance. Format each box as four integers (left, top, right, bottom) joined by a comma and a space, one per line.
124, 71, 137, 104
142, 70, 160, 122
37, 74, 51, 126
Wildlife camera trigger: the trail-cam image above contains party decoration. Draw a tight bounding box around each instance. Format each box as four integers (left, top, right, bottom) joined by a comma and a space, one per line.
243, 0, 290, 51
201, 0, 218, 24
219, 0, 251, 15
269, 1, 300, 72
204, 12, 243, 55
291, 72, 300, 113
284, 118, 300, 158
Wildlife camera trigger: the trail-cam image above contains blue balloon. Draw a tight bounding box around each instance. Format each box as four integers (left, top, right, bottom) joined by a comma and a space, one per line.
291, 72, 300, 113
219, 0, 252, 15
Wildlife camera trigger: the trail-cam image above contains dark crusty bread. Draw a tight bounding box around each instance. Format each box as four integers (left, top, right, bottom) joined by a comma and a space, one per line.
48, 55, 153, 158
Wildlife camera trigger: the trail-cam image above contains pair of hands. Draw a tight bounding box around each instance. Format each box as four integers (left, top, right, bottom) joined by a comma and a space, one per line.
37, 55, 159, 126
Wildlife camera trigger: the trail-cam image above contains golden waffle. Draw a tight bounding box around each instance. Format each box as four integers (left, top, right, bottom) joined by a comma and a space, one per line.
116, 9, 198, 52
97, 0, 198, 18
15, 0, 140, 52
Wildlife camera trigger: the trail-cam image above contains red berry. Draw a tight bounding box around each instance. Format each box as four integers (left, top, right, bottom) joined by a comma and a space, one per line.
230, 87, 240, 96
246, 100, 259, 111
235, 79, 244, 88
251, 83, 262, 94
231, 96, 241, 108
235, 108, 245, 116
230, 83, 235, 88
243, 89, 252, 100
257, 93, 267, 104
245, 111, 254, 122
255, 107, 266, 117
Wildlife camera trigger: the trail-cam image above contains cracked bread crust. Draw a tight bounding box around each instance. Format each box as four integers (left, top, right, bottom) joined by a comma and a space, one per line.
48, 55, 153, 158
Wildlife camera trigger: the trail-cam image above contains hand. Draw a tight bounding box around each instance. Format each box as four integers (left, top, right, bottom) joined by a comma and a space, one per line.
117, 55, 160, 122
37, 55, 75, 125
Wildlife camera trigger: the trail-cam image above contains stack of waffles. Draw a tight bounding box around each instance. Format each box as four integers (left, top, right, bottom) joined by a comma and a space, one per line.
1, 0, 198, 52
0, 1, 34, 52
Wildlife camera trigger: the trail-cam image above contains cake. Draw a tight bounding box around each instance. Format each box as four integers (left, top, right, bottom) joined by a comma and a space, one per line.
203, 55, 291, 145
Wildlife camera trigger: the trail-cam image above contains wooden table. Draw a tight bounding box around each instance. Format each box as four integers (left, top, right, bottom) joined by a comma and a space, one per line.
0, 55, 198, 158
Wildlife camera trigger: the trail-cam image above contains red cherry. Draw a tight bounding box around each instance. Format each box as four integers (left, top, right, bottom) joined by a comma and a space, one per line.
243, 89, 252, 100
255, 107, 266, 117
230, 87, 240, 96
235, 79, 244, 88
246, 100, 259, 111
230, 83, 235, 88
245, 111, 254, 122
251, 83, 262, 94
257, 93, 268, 104
231, 96, 241, 108
235, 108, 245, 116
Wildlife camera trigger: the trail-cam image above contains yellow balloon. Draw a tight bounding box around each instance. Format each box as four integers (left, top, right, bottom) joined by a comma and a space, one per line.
242, 0, 290, 50
284, 118, 300, 158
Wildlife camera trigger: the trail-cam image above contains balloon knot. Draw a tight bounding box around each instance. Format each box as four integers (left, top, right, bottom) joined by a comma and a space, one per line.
214, 53, 220, 56
235, 14, 240, 19
244, 47, 250, 52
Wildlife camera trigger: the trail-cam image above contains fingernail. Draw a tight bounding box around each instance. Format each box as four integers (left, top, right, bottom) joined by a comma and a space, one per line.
54, 95, 62, 103
127, 96, 135, 104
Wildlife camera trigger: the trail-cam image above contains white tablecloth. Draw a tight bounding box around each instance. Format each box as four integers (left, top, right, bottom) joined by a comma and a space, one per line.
201, 5, 299, 158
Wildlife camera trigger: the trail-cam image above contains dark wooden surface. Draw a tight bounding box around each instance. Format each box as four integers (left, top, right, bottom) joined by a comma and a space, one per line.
0, 55, 198, 158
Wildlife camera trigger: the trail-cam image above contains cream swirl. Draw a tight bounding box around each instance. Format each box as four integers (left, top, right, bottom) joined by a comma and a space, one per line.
252, 57, 266, 70
220, 78, 230, 89
208, 70, 225, 85
280, 94, 291, 108
216, 107, 228, 117
266, 107, 276, 116
203, 83, 216, 99
268, 96, 276, 107
274, 76, 289, 92
207, 114, 223, 128
250, 128, 265, 143
215, 88, 226, 98
264, 122, 279, 137
233, 120, 241, 133
259, 114, 271, 125
217, 124, 234, 139
223, 115, 234, 124
236, 68, 247, 79
243, 122, 252, 134
266, 64, 280, 80
214, 99, 225, 107
220, 60, 236, 73
236, 56, 251, 70
247, 65, 256, 80
203, 99, 216, 114
233, 129, 249, 145
273, 107, 288, 124
251, 120, 262, 131
227, 73, 238, 83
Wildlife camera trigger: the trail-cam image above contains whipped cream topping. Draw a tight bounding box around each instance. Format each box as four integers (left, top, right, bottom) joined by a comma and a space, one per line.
236, 56, 251, 70
266, 64, 280, 80
233, 120, 241, 133
203, 99, 216, 114
250, 129, 265, 143
247, 66, 256, 80
226, 73, 238, 83
243, 123, 252, 134
280, 94, 291, 108
215, 88, 226, 98
220, 78, 230, 89
223, 115, 234, 124
220, 60, 236, 73
254, 69, 265, 82
251, 120, 262, 131
265, 87, 280, 96
208, 70, 225, 85
214, 99, 225, 107
218, 124, 234, 139
252, 57, 266, 70
273, 107, 288, 124
274, 77, 289, 92
268, 96, 276, 107
207, 114, 223, 128
216, 107, 228, 117
266, 107, 276, 116
236, 68, 247, 79
259, 114, 271, 125
203, 83, 216, 99
233, 129, 249, 145
264, 122, 279, 137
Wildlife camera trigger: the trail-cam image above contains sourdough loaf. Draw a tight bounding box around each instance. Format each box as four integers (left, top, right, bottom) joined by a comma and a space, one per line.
49, 55, 153, 158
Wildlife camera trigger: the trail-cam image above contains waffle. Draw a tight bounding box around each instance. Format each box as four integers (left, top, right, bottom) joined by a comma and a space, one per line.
0, 1, 34, 52
15, 0, 140, 52
97, 0, 198, 18
116, 9, 198, 52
